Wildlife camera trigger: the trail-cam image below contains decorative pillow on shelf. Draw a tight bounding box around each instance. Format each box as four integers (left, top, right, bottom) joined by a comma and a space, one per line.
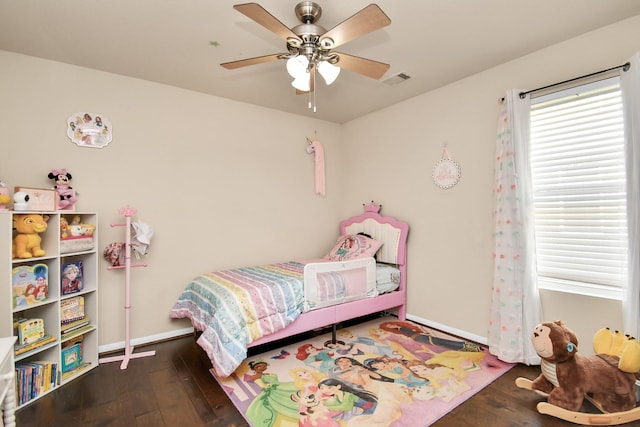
323, 234, 383, 261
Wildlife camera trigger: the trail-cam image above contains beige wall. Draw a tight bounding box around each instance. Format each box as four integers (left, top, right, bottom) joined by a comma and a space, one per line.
1, 14, 638, 355
0, 51, 344, 348
341, 14, 640, 352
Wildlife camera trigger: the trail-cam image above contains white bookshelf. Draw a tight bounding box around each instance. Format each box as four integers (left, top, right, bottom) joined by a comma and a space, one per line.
0, 211, 98, 408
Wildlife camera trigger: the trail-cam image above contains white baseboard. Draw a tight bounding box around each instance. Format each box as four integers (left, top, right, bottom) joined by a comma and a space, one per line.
99, 316, 488, 354
407, 313, 488, 346
98, 327, 194, 354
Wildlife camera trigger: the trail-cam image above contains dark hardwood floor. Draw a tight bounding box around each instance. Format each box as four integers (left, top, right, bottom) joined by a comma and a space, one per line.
16, 332, 614, 427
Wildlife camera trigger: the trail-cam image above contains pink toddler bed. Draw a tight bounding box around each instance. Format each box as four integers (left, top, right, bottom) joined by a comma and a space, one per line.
170, 202, 409, 377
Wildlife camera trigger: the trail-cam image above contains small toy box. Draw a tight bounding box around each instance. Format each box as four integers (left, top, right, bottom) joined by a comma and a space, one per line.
60, 236, 94, 253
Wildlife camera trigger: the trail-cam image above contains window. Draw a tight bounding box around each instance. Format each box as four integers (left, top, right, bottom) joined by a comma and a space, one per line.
529, 77, 628, 299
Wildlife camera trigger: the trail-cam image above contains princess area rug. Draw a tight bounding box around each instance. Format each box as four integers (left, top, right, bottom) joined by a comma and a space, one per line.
212, 316, 513, 427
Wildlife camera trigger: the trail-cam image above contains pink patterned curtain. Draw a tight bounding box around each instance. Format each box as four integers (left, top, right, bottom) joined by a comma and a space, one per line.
488, 90, 541, 365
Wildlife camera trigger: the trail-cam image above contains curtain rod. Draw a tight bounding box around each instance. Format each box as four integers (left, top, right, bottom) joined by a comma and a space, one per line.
518, 62, 631, 99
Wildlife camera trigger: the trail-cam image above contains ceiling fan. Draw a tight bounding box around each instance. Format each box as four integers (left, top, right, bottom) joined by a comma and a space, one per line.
220, 2, 391, 95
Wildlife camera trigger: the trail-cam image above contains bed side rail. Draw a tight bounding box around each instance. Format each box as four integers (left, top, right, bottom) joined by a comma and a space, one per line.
302, 257, 376, 312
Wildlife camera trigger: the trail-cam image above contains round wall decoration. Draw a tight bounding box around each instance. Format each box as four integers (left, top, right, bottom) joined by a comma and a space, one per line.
67, 112, 112, 148
432, 147, 461, 189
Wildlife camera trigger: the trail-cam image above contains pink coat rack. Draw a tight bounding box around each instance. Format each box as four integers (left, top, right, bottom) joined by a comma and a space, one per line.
99, 206, 155, 369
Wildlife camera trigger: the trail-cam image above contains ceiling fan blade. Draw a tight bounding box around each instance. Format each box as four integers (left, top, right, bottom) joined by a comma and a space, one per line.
234, 3, 300, 42
320, 4, 390, 49
221, 53, 282, 70
334, 52, 390, 80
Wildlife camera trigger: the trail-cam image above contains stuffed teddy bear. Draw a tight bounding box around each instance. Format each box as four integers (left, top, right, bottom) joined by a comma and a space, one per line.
48, 168, 77, 210
530, 320, 639, 413
12, 214, 49, 259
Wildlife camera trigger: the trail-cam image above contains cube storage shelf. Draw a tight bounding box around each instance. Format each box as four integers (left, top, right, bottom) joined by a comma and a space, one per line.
0, 211, 98, 408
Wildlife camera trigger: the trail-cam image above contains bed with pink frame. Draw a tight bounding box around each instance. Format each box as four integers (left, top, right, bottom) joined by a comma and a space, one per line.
170, 202, 409, 377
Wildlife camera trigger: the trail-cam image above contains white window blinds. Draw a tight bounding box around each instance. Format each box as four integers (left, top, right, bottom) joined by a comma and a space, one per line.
530, 77, 628, 299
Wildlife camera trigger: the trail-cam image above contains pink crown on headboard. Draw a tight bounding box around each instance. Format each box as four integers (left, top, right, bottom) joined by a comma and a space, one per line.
363, 201, 382, 213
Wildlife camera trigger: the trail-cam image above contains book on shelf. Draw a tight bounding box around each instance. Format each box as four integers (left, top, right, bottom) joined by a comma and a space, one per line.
15, 360, 58, 405
14, 334, 57, 356
61, 260, 84, 295
60, 336, 87, 378
15, 317, 45, 345
61, 317, 91, 335
61, 343, 82, 373
62, 333, 83, 349
12, 263, 48, 308
60, 295, 85, 324
30, 360, 57, 393
61, 362, 91, 381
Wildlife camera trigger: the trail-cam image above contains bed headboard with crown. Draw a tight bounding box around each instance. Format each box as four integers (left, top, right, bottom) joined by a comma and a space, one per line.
339, 202, 409, 267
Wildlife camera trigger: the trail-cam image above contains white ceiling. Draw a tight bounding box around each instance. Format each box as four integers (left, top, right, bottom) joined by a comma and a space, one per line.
1, 1, 639, 123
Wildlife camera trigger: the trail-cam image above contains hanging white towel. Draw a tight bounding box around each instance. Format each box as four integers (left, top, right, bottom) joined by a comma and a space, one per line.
131, 220, 153, 258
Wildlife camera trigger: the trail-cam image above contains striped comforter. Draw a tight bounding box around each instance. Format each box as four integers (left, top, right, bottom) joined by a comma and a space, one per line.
169, 262, 305, 377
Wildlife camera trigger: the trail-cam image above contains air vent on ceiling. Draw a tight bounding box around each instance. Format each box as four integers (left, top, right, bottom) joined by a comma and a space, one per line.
382, 72, 411, 85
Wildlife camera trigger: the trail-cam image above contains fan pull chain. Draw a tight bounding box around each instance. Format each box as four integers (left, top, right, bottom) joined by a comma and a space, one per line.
311, 66, 316, 112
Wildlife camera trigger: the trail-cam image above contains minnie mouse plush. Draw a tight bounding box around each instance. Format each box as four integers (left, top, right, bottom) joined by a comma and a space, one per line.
48, 168, 78, 210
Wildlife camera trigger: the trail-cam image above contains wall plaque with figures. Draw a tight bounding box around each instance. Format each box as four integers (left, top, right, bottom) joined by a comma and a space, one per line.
67, 112, 112, 148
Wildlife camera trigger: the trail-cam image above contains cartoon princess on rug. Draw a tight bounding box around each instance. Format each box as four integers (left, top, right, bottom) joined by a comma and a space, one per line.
297, 343, 336, 372
318, 378, 378, 419
292, 384, 342, 427
243, 361, 300, 427
363, 356, 429, 388
379, 321, 483, 352
404, 360, 472, 402
335, 328, 397, 358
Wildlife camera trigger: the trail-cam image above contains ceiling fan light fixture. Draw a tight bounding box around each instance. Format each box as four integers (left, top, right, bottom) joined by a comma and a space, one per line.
292, 74, 311, 92
317, 60, 340, 85
286, 55, 309, 79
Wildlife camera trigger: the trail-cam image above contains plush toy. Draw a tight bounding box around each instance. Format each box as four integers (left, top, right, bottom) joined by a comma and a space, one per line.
0, 193, 10, 210
12, 214, 49, 259
0, 181, 10, 210
60, 216, 70, 239
529, 320, 639, 414
593, 327, 640, 373
68, 215, 95, 237
48, 168, 77, 210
